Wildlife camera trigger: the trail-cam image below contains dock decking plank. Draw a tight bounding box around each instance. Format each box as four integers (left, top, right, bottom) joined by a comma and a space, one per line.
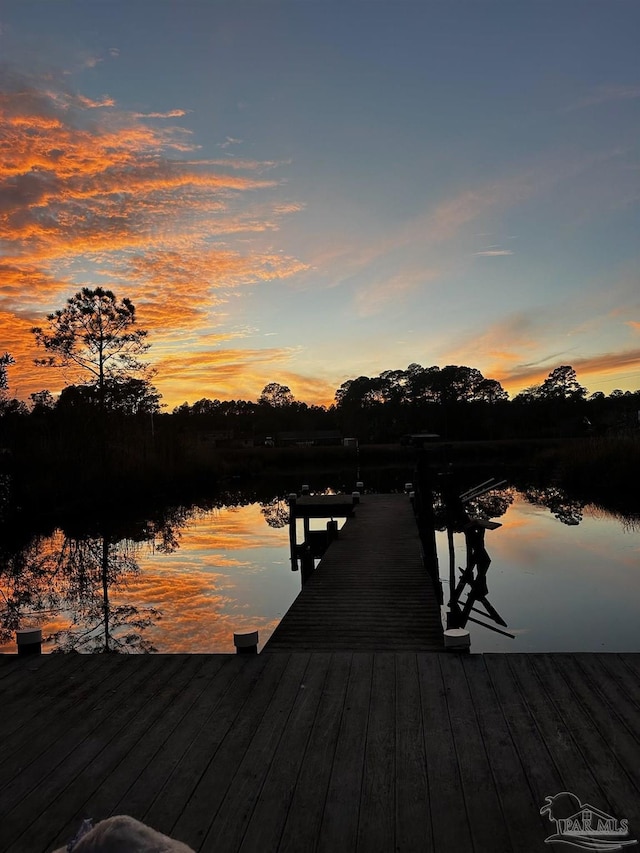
394, 653, 431, 853
0, 651, 82, 706
169, 653, 294, 851
575, 653, 640, 730
356, 652, 396, 853
0, 653, 111, 748
438, 653, 512, 853
483, 655, 564, 812
0, 655, 159, 815
417, 653, 473, 852
316, 652, 373, 853
506, 655, 606, 806
1, 653, 640, 852
142, 656, 266, 837
265, 495, 443, 653
277, 652, 351, 853
2, 659, 172, 851
237, 653, 332, 853
51, 655, 231, 848
460, 655, 546, 851
5, 655, 188, 853
528, 654, 640, 820
560, 654, 640, 785
105, 656, 237, 820
197, 653, 312, 853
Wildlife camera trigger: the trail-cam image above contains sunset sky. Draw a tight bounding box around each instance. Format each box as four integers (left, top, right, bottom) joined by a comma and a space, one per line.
1, 1, 639, 408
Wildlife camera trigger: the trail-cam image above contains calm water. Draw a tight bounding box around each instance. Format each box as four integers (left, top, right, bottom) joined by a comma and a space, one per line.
1, 488, 638, 654
437, 496, 640, 652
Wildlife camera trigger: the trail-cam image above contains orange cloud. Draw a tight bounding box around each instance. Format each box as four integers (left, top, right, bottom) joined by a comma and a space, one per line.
503, 348, 640, 392
0, 67, 307, 405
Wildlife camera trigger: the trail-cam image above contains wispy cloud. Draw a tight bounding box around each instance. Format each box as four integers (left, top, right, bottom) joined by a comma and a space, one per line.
354, 268, 440, 317
565, 84, 640, 112
503, 347, 640, 391
133, 109, 189, 119
474, 249, 513, 257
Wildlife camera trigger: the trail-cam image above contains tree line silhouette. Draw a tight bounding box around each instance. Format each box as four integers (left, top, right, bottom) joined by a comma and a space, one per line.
1, 288, 639, 515
1, 287, 637, 436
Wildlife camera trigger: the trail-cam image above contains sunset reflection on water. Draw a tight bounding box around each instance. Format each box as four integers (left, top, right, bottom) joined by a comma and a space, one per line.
1, 491, 639, 654
128, 503, 300, 653
0, 503, 300, 654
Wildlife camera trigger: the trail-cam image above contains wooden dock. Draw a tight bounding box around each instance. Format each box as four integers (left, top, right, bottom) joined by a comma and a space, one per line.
1, 651, 639, 852
266, 493, 443, 652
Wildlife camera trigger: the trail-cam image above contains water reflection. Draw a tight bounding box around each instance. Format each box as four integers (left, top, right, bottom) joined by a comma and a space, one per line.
0, 501, 298, 654
1, 479, 638, 654
437, 490, 640, 653
436, 477, 514, 642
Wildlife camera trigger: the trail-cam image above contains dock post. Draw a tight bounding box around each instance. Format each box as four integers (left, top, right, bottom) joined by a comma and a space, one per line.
233, 630, 259, 654
288, 493, 299, 571
444, 628, 471, 652
327, 519, 339, 541
16, 628, 42, 656
301, 546, 315, 585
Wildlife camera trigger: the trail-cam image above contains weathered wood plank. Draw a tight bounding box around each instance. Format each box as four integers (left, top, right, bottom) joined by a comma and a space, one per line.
506, 655, 605, 806
417, 653, 473, 852
394, 652, 432, 853
460, 655, 547, 851
317, 652, 373, 853
196, 653, 312, 853
528, 654, 640, 824
50, 655, 233, 848
357, 652, 396, 852
237, 653, 332, 853
277, 652, 352, 853
483, 655, 564, 816
165, 653, 293, 848
594, 653, 640, 709
3, 654, 181, 852
0, 653, 639, 853
20, 655, 207, 853
0, 654, 158, 805
143, 655, 278, 837
438, 653, 512, 852
0, 652, 103, 745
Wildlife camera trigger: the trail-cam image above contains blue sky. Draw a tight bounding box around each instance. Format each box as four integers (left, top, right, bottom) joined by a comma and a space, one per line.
1, 1, 639, 406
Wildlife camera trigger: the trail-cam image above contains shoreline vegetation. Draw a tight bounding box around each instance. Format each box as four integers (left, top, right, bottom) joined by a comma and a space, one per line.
1, 434, 638, 536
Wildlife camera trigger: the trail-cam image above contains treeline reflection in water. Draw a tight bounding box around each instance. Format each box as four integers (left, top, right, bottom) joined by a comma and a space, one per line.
1, 480, 638, 654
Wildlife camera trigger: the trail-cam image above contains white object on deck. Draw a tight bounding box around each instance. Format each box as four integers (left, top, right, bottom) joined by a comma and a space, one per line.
444, 628, 471, 649
234, 630, 259, 654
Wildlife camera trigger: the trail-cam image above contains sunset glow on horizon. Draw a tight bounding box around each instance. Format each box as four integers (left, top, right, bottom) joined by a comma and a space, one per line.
1, 1, 639, 408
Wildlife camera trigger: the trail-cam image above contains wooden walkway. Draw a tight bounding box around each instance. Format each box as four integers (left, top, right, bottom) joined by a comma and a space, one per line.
265, 494, 443, 652
1, 651, 640, 852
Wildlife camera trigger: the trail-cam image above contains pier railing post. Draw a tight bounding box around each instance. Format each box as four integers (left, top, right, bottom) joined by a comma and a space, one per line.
288, 493, 299, 571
